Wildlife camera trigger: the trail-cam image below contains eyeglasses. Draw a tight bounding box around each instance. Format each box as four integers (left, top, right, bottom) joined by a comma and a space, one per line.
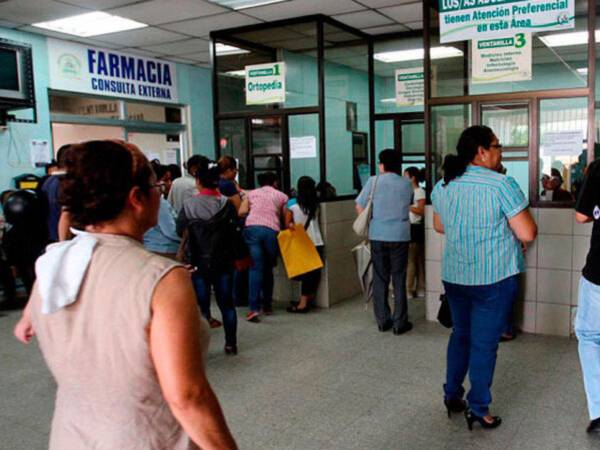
151, 182, 167, 194
489, 143, 503, 151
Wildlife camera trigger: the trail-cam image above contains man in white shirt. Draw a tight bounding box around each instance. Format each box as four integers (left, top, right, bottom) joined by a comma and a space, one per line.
168, 155, 202, 214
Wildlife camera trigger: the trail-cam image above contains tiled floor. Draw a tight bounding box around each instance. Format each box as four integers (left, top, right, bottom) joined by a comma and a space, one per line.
1, 297, 597, 450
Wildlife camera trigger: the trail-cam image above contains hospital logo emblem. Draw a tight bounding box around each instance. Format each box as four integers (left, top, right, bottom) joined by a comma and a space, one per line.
594, 206, 600, 220
58, 53, 82, 79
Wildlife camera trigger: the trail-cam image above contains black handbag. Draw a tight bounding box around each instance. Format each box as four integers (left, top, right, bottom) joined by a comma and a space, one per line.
437, 293, 453, 328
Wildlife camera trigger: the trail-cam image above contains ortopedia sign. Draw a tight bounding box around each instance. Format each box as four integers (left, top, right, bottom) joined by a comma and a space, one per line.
395, 68, 424, 106
439, 0, 574, 43
48, 38, 178, 103
245, 62, 285, 105
472, 33, 532, 84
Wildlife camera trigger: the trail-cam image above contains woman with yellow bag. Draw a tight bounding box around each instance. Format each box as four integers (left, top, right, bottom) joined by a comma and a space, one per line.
284, 176, 324, 313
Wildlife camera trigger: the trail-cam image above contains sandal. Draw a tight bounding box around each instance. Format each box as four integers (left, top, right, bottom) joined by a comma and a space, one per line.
287, 304, 310, 313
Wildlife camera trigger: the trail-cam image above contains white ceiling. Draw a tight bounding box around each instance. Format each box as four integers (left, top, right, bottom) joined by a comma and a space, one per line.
0, 0, 423, 67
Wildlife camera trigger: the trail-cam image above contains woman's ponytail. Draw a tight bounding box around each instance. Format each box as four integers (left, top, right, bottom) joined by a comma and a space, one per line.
442, 154, 468, 185
443, 125, 495, 185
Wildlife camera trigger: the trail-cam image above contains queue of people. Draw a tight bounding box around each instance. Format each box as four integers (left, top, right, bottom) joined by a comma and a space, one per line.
11, 124, 600, 448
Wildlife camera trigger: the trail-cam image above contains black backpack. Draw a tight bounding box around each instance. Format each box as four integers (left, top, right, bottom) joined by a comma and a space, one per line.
187, 204, 245, 272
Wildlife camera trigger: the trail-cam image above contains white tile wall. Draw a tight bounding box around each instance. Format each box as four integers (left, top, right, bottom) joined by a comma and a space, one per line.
572, 235, 590, 271
425, 228, 442, 261
425, 205, 433, 229
423, 206, 586, 337
536, 269, 571, 305
536, 303, 571, 337
573, 219, 593, 236
525, 239, 537, 268
425, 290, 441, 322
425, 260, 442, 292
521, 270, 536, 302
537, 209, 574, 235
515, 301, 536, 334
537, 235, 573, 270
571, 273, 581, 306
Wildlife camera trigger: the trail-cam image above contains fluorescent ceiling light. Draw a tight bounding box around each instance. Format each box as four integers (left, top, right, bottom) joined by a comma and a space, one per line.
577, 68, 588, 74
216, 43, 250, 56
225, 70, 246, 77
374, 46, 463, 63
539, 30, 600, 47
380, 98, 396, 103
208, 0, 287, 10
33, 12, 147, 37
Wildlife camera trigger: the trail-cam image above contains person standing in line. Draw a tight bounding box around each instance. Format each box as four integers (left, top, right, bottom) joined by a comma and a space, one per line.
218, 156, 249, 308
244, 172, 288, 323
143, 172, 181, 259
169, 155, 203, 214
152, 162, 174, 199
40, 145, 70, 243
356, 149, 414, 335
177, 157, 239, 355
285, 176, 324, 313
574, 158, 600, 434
432, 125, 537, 430
13, 140, 237, 450
404, 166, 426, 299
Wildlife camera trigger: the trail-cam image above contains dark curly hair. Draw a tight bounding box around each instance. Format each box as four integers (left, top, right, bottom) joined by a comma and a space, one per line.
60, 140, 153, 228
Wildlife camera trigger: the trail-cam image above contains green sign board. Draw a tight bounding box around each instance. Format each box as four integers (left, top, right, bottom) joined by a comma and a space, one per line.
439, 0, 574, 43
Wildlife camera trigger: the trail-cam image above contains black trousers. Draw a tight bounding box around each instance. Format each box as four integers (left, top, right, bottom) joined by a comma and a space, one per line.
295, 246, 324, 297
371, 240, 409, 328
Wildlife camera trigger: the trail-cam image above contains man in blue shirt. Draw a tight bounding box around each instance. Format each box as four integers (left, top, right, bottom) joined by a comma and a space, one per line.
356, 149, 414, 335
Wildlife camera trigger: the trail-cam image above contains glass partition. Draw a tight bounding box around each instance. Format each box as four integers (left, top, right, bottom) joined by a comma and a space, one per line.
430, 104, 471, 185
215, 41, 273, 114
289, 113, 320, 190
480, 103, 530, 195
374, 37, 425, 114
324, 23, 370, 197
538, 97, 588, 203
218, 119, 248, 188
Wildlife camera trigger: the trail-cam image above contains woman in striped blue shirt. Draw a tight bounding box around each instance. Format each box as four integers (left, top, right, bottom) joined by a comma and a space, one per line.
431, 125, 537, 431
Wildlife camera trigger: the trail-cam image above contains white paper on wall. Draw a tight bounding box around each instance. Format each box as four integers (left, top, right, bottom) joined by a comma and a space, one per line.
541, 130, 583, 157
290, 136, 317, 159
30, 140, 51, 168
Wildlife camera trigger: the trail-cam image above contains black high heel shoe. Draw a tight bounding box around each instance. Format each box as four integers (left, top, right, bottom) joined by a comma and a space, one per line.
464, 409, 502, 430
444, 398, 467, 418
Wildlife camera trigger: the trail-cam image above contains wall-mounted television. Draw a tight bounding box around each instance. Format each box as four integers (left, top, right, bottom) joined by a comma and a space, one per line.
0, 39, 34, 111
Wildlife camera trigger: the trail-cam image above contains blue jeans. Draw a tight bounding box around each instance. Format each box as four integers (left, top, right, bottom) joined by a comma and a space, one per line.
443, 275, 517, 417
575, 276, 600, 420
192, 270, 237, 347
244, 226, 278, 313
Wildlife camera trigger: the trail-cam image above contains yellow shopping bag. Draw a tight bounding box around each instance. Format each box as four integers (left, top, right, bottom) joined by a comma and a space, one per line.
277, 224, 324, 279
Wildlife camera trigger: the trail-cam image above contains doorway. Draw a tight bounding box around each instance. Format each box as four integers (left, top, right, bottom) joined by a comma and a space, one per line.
217, 112, 321, 193
374, 113, 425, 176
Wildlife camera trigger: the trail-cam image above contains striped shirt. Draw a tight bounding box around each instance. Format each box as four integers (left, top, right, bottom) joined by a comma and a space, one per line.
431, 165, 528, 286
245, 186, 289, 232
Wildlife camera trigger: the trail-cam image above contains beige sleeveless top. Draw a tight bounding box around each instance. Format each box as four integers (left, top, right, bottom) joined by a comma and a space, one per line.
29, 233, 209, 450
